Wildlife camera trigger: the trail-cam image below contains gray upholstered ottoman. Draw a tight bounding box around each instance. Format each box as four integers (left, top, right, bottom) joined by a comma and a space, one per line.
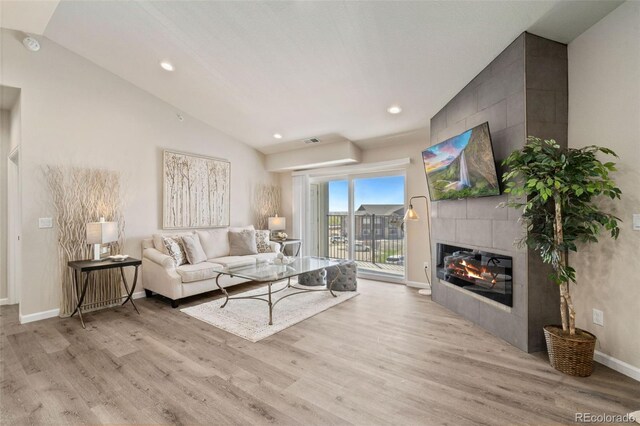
326, 260, 357, 291
297, 268, 326, 286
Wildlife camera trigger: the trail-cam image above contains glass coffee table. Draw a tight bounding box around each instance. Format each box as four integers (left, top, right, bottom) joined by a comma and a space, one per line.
214, 256, 340, 325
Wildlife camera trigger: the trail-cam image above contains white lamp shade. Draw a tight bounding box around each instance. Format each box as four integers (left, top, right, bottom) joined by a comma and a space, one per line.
268, 216, 286, 231
86, 221, 118, 244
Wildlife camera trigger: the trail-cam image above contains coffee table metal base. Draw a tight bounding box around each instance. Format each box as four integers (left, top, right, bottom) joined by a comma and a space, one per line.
215, 273, 336, 325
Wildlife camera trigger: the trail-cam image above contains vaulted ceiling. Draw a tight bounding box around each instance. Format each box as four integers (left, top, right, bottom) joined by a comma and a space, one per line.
4, 1, 623, 152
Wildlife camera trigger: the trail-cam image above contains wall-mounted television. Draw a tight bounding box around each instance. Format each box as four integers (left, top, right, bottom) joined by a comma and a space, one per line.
422, 122, 500, 201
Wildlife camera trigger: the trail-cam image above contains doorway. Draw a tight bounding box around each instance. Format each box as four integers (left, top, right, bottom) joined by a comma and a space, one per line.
7, 147, 21, 306
2, 85, 22, 308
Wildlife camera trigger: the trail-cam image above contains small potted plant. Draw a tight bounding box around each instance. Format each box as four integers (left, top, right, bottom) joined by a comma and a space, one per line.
502, 137, 621, 377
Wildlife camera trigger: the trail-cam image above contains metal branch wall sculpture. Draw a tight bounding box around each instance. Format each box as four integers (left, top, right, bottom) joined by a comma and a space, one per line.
253, 184, 281, 230
163, 150, 230, 229
45, 166, 126, 316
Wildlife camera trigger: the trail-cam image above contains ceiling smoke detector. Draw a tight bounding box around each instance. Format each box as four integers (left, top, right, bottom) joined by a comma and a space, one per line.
304, 138, 320, 144
22, 36, 41, 52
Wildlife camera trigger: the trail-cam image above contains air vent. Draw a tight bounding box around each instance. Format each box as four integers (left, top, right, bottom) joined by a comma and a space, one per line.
303, 138, 320, 144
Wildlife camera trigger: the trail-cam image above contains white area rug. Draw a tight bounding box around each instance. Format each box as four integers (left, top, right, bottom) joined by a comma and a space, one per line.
181, 284, 359, 342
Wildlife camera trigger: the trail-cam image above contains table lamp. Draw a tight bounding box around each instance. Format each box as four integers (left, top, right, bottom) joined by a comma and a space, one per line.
86, 217, 118, 261
268, 215, 286, 240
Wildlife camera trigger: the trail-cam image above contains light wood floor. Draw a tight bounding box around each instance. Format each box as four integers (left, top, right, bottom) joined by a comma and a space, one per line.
1, 279, 638, 425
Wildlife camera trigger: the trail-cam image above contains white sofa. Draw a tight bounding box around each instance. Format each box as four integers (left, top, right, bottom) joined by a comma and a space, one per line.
142, 227, 280, 308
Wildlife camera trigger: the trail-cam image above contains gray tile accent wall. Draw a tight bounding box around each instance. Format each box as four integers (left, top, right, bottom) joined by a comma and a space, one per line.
525, 33, 566, 352
429, 33, 564, 353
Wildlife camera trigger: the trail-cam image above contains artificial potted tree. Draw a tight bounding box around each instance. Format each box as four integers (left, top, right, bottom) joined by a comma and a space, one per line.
502, 137, 621, 377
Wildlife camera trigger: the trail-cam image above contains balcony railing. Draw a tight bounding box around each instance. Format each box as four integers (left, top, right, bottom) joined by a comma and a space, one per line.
326, 214, 404, 269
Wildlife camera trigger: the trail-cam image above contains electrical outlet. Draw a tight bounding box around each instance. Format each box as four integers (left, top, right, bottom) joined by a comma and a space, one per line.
38, 217, 53, 229
633, 214, 640, 231
592, 308, 604, 327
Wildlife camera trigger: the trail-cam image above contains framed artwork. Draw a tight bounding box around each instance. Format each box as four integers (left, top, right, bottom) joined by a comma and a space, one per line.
163, 150, 230, 229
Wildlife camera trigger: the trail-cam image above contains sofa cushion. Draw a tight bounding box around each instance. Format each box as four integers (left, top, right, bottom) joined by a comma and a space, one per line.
182, 234, 207, 265
163, 236, 187, 266
248, 252, 278, 264
229, 230, 258, 256
176, 262, 223, 283
207, 256, 257, 269
196, 228, 230, 259
142, 238, 154, 250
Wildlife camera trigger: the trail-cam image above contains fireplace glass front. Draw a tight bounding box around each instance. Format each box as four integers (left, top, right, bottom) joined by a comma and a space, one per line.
436, 243, 513, 307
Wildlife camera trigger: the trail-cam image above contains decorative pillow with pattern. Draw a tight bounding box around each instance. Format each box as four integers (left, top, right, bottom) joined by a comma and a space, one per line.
162, 236, 187, 266
255, 230, 271, 253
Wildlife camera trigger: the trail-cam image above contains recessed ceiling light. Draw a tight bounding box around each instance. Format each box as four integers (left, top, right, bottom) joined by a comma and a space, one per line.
273, 133, 283, 139
160, 61, 174, 71
387, 105, 402, 114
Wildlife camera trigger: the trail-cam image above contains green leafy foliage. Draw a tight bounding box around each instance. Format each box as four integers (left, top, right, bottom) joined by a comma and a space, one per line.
501, 137, 622, 285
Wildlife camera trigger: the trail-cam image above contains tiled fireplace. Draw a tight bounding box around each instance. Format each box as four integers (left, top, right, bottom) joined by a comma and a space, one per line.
429, 32, 564, 352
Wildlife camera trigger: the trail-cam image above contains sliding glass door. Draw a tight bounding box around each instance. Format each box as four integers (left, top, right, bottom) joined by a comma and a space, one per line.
310, 172, 405, 280
353, 175, 405, 277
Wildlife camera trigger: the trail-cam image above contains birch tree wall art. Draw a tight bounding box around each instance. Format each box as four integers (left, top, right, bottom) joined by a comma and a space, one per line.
163, 150, 230, 229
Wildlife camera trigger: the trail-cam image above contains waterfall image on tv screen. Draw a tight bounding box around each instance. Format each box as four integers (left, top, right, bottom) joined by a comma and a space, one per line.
423, 122, 500, 201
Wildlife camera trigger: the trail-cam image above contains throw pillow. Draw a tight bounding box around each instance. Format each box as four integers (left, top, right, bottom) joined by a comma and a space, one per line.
154, 232, 193, 255
163, 236, 187, 266
228, 230, 258, 256
152, 233, 168, 253
181, 234, 207, 265
255, 230, 271, 253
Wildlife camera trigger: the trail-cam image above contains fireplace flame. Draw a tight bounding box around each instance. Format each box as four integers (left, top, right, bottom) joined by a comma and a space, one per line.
464, 266, 484, 280
449, 260, 499, 286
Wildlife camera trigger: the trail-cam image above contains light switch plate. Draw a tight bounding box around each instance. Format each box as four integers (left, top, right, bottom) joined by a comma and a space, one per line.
38, 217, 53, 229
633, 214, 640, 231
593, 308, 604, 327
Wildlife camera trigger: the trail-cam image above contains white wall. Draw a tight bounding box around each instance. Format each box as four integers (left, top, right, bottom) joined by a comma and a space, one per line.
9, 95, 20, 152
568, 1, 640, 369
1, 29, 275, 317
266, 141, 362, 172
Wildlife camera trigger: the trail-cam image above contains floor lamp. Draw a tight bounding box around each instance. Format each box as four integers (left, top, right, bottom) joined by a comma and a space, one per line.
403, 195, 432, 296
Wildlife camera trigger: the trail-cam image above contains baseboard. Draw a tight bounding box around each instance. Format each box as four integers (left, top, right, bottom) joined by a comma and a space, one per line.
358, 272, 405, 285
405, 280, 430, 289
17, 292, 146, 325
132, 291, 147, 299
0, 298, 10, 306
19, 308, 60, 324
594, 350, 640, 382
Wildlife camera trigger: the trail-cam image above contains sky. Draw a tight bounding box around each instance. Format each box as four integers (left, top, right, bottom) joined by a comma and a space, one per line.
329, 176, 405, 212
422, 128, 471, 174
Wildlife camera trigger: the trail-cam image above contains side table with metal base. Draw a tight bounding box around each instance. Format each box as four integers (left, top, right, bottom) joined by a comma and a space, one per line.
67, 258, 142, 328
274, 239, 303, 257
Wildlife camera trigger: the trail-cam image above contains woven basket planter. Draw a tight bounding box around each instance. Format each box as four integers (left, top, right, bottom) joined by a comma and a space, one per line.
543, 325, 597, 377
